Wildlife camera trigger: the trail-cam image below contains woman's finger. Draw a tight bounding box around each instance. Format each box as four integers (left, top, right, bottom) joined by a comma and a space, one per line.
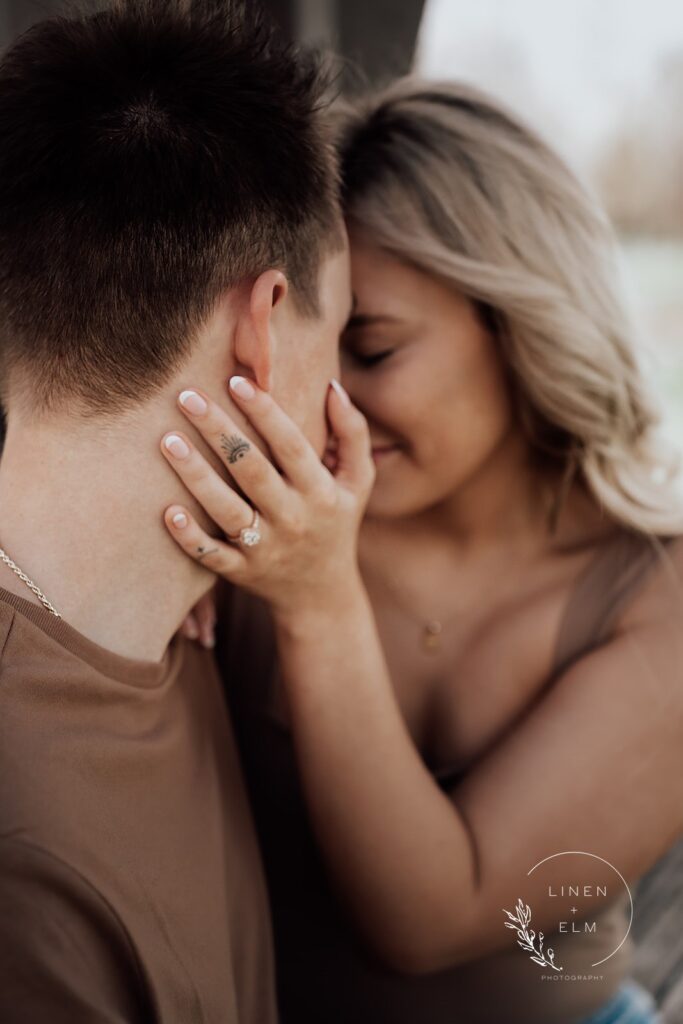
326, 379, 375, 494
226, 376, 325, 491
163, 505, 247, 578
181, 613, 201, 641
160, 431, 256, 538
194, 591, 217, 649
175, 388, 290, 515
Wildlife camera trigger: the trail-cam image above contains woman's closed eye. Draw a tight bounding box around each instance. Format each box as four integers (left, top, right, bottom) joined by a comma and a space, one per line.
349, 348, 395, 367
342, 312, 403, 368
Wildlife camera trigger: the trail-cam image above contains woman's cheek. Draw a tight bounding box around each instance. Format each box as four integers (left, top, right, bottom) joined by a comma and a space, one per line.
369, 367, 420, 436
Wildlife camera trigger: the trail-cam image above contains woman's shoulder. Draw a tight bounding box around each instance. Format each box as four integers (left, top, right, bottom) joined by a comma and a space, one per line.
551, 526, 683, 679
611, 529, 683, 632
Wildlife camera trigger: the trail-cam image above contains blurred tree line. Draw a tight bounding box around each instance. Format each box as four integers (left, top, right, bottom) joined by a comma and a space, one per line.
597, 51, 683, 238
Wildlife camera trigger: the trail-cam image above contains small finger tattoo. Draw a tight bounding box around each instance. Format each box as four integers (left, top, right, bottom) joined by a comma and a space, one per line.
221, 433, 251, 465
197, 546, 219, 561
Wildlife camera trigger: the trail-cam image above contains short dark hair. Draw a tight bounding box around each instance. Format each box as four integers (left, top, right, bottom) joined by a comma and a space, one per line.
0, 0, 341, 414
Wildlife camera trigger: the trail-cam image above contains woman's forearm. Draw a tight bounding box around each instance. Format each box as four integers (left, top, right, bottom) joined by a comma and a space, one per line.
158, 375, 478, 970
272, 579, 477, 972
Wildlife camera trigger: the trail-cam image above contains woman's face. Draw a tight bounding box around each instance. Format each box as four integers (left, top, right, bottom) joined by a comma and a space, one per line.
340, 229, 516, 520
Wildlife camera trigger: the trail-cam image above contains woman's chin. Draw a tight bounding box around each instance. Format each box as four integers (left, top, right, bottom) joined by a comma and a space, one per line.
365, 458, 455, 521
365, 477, 426, 520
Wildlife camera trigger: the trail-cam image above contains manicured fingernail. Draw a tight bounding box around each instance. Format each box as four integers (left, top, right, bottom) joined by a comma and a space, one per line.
164, 434, 190, 459
330, 378, 350, 406
201, 630, 215, 649
172, 512, 188, 529
229, 376, 256, 400
179, 390, 208, 416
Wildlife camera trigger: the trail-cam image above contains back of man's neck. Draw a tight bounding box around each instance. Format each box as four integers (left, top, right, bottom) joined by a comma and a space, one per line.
0, 419, 214, 662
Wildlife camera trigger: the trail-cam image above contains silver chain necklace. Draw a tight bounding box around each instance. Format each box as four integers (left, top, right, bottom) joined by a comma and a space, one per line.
0, 545, 61, 618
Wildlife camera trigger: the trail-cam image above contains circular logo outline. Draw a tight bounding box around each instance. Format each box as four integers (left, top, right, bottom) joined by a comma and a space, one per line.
526, 850, 633, 967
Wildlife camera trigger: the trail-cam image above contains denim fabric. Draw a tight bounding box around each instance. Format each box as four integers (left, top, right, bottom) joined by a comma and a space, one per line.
574, 980, 661, 1024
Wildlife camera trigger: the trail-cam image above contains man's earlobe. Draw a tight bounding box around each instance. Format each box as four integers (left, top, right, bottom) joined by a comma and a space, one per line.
233, 270, 289, 393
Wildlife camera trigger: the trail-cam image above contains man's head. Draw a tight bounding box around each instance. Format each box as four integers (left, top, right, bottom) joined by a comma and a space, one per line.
0, 0, 347, 446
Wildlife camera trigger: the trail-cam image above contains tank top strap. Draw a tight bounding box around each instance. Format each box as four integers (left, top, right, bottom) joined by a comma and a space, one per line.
550, 528, 681, 681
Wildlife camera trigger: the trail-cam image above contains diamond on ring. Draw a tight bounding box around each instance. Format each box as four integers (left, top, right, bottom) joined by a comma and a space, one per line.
230, 509, 261, 548
240, 526, 261, 547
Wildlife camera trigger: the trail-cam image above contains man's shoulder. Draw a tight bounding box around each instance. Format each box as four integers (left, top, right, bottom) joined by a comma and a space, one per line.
0, 597, 93, 703
0, 836, 150, 1021
0, 835, 119, 914
0, 592, 73, 676
0, 601, 15, 663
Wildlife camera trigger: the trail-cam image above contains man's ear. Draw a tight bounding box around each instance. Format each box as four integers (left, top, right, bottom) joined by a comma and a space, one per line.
233, 269, 288, 393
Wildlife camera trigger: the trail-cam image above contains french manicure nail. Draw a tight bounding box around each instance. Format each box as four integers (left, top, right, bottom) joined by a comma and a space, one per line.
179, 390, 208, 416
330, 378, 350, 406
164, 434, 191, 459
172, 512, 188, 529
229, 376, 256, 400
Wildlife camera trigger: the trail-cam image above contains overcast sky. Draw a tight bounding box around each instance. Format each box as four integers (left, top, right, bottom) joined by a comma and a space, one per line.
417, 0, 683, 169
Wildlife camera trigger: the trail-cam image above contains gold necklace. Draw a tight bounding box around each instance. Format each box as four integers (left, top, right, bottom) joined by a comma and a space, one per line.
371, 572, 460, 654
404, 611, 458, 654
421, 619, 446, 652
0, 545, 61, 617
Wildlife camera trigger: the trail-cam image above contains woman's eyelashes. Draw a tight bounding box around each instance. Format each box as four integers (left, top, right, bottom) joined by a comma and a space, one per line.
351, 348, 394, 367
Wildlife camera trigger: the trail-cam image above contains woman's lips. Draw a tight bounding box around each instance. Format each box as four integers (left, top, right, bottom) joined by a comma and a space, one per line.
324, 441, 401, 467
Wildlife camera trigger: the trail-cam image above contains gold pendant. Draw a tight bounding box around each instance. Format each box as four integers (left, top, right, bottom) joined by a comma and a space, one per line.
423, 620, 442, 652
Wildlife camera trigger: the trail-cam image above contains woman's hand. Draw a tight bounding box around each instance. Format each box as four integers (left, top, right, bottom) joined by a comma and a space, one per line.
161, 376, 375, 620
181, 589, 218, 649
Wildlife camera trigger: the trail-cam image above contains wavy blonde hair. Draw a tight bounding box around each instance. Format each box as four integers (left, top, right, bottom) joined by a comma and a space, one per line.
334, 77, 683, 538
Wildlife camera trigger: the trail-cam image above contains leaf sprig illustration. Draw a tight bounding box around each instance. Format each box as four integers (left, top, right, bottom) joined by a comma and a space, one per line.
502, 898, 563, 971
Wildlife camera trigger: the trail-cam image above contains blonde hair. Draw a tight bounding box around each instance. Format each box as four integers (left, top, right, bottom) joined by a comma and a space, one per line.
335, 77, 683, 538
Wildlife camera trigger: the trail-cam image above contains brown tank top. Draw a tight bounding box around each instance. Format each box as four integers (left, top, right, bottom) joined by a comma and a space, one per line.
217, 528, 681, 1024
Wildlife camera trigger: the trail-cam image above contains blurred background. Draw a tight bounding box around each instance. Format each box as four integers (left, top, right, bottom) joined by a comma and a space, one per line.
0, 0, 681, 449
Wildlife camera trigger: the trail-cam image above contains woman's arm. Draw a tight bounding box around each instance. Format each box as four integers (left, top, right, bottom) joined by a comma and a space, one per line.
160, 377, 683, 975
272, 580, 479, 972
271, 569, 683, 972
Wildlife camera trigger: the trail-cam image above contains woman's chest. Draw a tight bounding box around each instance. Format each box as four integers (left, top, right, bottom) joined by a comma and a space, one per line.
227, 519, 619, 781
257, 571, 576, 782
359, 574, 578, 777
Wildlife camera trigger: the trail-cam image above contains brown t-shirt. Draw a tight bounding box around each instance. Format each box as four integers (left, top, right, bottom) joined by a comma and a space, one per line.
0, 587, 278, 1024
217, 529, 681, 1024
